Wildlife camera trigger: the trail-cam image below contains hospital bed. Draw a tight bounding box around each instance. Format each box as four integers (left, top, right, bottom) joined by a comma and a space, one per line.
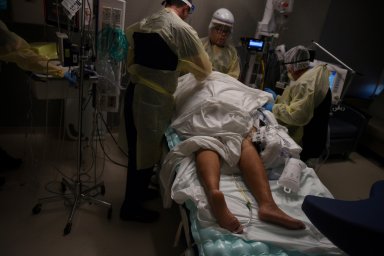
159, 72, 345, 256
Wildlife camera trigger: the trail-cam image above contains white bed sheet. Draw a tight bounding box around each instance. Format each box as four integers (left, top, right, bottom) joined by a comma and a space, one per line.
159, 72, 344, 255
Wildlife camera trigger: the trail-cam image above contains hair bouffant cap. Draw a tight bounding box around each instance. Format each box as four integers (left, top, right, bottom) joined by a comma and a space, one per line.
284, 45, 310, 72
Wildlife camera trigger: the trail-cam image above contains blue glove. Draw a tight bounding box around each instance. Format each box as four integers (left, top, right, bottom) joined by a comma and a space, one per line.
263, 102, 274, 112
264, 87, 277, 100
64, 71, 77, 87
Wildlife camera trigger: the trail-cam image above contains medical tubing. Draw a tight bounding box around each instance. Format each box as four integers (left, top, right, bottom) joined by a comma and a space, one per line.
97, 125, 127, 168
96, 73, 125, 90
93, 112, 128, 167
97, 111, 128, 157
94, 124, 105, 180
231, 175, 253, 226
88, 67, 123, 90
223, 193, 252, 227
82, 94, 92, 111
24, 79, 75, 189
97, 26, 128, 62
79, 143, 97, 177
260, 58, 265, 89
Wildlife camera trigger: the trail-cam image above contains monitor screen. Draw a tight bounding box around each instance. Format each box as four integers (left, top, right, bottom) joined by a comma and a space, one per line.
328, 70, 337, 90
247, 38, 264, 52
312, 60, 348, 105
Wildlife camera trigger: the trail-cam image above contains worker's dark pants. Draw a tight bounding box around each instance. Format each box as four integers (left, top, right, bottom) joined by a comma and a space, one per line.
301, 89, 332, 161
123, 82, 153, 205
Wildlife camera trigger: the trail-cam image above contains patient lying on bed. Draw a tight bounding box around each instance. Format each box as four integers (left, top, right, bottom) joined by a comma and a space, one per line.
160, 71, 341, 253
196, 129, 305, 234
167, 71, 305, 234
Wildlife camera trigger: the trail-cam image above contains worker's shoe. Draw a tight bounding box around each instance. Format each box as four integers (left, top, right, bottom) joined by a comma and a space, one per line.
0, 176, 5, 187
0, 149, 22, 171
120, 201, 159, 223
140, 188, 159, 201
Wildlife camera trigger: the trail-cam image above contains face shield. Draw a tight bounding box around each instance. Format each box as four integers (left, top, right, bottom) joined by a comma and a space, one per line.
208, 8, 234, 47
161, 0, 195, 14
209, 8, 234, 31
180, 0, 195, 14
211, 24, 231, 35
208, 23, 232, 47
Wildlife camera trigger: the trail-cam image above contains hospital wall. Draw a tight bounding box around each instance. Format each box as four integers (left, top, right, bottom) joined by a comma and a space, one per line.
317, 0, 383, 100
123, 0, 331, 50
7, 0, 331, 48
0, 0, 382, 128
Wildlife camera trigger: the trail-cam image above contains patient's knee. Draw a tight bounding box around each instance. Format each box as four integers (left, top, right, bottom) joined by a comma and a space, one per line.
241, 138, 254, 150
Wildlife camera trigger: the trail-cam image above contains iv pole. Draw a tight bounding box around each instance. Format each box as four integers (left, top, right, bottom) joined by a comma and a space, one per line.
63, 1, 112, 235
32, 1, 112, 235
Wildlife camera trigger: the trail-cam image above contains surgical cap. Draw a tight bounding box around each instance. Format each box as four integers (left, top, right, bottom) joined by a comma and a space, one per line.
284, 45, 310, 72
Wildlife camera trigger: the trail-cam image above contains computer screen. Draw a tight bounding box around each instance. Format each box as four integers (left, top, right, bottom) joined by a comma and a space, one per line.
312, 60, 348, 105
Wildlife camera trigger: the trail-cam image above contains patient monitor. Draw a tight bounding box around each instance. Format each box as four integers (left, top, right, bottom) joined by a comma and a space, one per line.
247, 38, 265, 52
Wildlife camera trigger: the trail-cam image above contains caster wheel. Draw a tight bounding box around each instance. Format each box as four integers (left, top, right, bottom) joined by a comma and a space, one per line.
61, 182, 66, 193
107, 207, 112, 219
100, 185, 106, 195
64, 222, 72, 235
32, 203, 42, 214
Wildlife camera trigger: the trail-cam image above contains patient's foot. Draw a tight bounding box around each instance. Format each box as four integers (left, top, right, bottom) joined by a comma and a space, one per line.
208, 189, 243, 234
258, 203, 305, 230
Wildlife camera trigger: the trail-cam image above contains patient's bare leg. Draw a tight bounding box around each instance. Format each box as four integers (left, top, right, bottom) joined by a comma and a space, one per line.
239, 138, 305, 230
196, 149, 243, 234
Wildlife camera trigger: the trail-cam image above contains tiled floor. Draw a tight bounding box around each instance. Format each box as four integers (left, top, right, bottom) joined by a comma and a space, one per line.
1, 129, 383, 256
0, 130, 185, 256
316, 152, 384, 200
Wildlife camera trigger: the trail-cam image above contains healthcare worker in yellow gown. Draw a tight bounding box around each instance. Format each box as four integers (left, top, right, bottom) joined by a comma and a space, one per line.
121, 0, 212, 222
0, 19, 74, 185
200, 8, 240, 79
264, 45, 331, 161
0, 20, 66, 77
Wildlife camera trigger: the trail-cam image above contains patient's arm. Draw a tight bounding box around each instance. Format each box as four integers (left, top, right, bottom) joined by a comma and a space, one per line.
196, 149, 243, 234
240, 134, 305, 230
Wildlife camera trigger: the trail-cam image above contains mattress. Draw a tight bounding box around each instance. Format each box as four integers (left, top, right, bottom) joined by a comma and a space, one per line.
180, 171, 343, 256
